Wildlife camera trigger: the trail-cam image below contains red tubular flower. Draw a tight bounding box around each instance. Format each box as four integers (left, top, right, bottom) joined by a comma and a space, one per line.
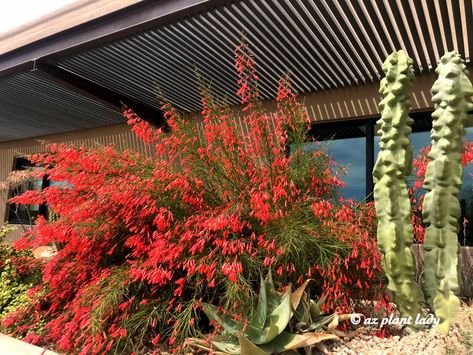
2, 42, 389, 352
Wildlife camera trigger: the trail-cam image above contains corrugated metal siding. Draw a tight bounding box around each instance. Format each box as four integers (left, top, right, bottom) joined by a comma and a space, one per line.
0, 124, 151, 243
56, 0, 473, 114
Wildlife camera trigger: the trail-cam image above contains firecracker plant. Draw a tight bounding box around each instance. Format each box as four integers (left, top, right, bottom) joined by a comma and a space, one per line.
1, 44, 386, 353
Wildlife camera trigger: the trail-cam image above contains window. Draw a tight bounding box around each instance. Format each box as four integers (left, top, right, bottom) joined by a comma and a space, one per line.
325, 136, 366, 200
310, 113, 473, 246
459, 127, 473, 246
309, 122, 368, 201
7, 157, 48, 225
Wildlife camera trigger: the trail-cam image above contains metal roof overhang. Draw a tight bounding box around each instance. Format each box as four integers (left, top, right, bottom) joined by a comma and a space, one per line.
1, 0, 472, 143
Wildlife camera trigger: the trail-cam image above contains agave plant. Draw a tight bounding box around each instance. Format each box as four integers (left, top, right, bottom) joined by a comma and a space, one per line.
188, 272, 359, 354
291, 281, 357, 337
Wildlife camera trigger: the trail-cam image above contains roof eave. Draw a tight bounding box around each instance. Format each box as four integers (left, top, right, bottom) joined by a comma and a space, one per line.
0, 0, 232, 77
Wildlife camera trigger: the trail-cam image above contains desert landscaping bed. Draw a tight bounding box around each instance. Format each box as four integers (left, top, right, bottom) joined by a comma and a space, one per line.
322, 304, 473, 355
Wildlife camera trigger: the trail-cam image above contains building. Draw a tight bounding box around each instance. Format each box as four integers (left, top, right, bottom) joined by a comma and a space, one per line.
1, 0, 473, 243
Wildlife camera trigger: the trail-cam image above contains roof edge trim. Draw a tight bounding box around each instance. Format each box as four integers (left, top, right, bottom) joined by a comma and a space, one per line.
0, 0, 232, 77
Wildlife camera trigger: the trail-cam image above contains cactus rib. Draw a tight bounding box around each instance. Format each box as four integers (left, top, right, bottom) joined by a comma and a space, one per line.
373, 50, 425, 325
422, 51, 473, 334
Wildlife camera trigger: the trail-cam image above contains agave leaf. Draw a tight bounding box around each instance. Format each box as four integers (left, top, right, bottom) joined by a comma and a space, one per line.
259, 331, 339, 353
187, 338, 235, 355
212, 340, 241, 354
268, 286, 292, 336
264, 269, 278, 313
333, 329, 363, 338
295, 321, 310, 333
201, 302, 246, 336
294, 298, 311, 324
186, 337, 213, 352
248, 320, 280, 345
310, 295, 327, 318
337, 313, 363, 322
308, 313, 337, 331
238, 333, 270, 355
252, 273, 268, 332
327, 313, 339, 333
251, 286, 292, 344
202, 303, 262, 341
291, 279, 313, 311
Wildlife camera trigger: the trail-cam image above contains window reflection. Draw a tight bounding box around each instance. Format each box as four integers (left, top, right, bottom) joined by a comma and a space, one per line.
8, 157, 46, 225
309, 123, 367, 201
460, 128, 473, 246
326, 137, 366, 200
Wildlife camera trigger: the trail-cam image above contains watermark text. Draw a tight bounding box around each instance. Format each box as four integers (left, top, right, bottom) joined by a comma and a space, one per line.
350, 313, 439, 328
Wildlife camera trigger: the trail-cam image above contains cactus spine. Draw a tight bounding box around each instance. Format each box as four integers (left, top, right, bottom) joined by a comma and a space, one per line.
422, 52, 473, 334
373, 51, 425, 324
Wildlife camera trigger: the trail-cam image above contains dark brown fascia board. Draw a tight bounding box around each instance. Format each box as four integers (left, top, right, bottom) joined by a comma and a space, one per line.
32, 61, 167, 128
0, 0, 233, 77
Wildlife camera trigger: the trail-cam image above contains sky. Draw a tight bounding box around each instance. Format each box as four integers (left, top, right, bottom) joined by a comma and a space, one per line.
0, 0, 77, 34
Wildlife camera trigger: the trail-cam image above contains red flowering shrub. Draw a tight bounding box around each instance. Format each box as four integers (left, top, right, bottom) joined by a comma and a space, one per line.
411, 140, 473, 242
2, 44, 385, 353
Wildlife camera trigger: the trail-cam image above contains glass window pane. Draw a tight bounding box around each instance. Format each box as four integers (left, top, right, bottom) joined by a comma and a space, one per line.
7, 158, 44, 225
327, 137, 366, 200
461, 128, 473, 245
309, 123, 367, 201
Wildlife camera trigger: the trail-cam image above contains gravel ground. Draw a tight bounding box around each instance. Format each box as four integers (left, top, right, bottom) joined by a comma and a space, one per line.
319, 304, 473, 355
155, 303, 473, 354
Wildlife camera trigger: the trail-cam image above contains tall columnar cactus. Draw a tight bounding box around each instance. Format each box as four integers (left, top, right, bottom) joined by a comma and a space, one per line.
373, 50, 425, 325
422, 52, 473, 334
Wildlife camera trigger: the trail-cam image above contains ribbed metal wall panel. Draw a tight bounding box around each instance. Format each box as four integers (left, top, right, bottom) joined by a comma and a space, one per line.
56, 0, 471, 114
